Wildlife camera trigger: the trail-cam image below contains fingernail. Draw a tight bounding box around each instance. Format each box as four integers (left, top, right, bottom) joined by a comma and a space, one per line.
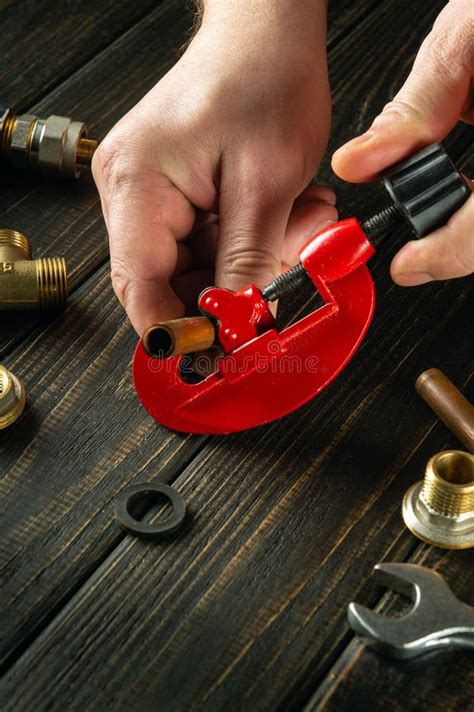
334, 131, 375, 155
394, 271, 434, 286
313, 217, 337, 233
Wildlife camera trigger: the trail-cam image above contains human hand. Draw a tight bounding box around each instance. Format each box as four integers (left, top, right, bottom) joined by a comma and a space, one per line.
93, 1, 336, 335
332, 0, 473, 286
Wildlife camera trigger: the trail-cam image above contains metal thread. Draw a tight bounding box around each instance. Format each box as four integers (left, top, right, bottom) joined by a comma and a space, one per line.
0, 229, 32, 259
361, 204, 401, 241
261, 263, 311, 302
37, 258, 68, 310
0, 365, 26, 429
421, 452, 474, 517
76, 138, 99, 166
0, 114, 15, 156
0, 367, 10, 396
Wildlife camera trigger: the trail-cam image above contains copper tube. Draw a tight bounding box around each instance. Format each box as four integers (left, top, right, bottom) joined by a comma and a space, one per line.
142, 317, 216, 358
416, 369, 474, 453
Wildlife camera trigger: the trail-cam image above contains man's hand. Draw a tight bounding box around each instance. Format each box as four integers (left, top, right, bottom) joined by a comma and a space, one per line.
93, 0, 336, 335
332, 0, 473, 286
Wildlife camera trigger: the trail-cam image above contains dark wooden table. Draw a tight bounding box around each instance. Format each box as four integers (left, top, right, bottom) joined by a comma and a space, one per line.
1, 1, 473, 710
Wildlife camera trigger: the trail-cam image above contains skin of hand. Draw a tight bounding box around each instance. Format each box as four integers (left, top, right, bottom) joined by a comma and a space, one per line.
92, 0, 336, 336
332, 0, 474, 286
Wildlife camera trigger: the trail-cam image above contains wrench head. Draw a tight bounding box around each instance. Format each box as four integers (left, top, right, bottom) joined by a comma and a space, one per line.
347, 563, 474, 659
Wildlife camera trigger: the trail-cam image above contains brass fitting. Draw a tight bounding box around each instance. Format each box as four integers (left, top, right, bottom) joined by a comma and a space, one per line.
403, 450, 474, 549
0, 105, 99, 178
0, 364, 26, 428
142, 317, 216, 358
0, 229, 68, 310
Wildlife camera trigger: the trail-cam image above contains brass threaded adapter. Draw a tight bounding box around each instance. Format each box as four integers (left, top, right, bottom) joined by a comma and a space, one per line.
403, 450, 474, 549
0, 229, 68, 310
0, 365, 26, 429
0, 106, 98, 178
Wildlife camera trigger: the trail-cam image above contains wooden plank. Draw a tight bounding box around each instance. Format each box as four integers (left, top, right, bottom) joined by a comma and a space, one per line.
0, 0, 390, 669
0, 262, 209, 672
0, 0, 164, 109
0, 0, 382, 360
1, 280, 471, 710
307, 546, 474, 712
1, 0, 472, 707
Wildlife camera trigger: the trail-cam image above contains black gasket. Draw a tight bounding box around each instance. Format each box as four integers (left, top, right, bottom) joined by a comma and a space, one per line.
115, 482, 187, 540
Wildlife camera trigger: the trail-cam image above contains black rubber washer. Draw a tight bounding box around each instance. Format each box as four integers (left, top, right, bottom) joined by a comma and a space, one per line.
115, 482, 187, 540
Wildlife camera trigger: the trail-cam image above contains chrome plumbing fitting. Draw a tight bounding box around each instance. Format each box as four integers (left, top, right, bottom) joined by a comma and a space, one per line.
0, 105, 98, 178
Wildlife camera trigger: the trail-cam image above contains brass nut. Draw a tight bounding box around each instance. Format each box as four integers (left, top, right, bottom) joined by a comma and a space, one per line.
9, 114, 37, 170
402, 450, 474, 549
0, 229, 68, 310
0, 365, 26, 429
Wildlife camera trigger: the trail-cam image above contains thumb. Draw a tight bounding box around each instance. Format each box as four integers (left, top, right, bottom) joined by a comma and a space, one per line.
216, 169, 296, 292
332, 2, 473, 182
390, 191, 474, 285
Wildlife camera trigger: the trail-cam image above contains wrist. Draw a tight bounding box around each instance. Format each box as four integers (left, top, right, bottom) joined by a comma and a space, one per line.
199, 0, 328, 46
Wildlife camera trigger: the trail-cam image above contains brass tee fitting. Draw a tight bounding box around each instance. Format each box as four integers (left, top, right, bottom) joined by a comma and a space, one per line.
403, 450, 474, 549
0, 229, 68, 310
0, 105, 99, 178
0, 365, 26, 428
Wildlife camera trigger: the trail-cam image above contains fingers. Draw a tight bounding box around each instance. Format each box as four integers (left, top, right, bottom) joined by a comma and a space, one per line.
332, 1, 473, 182
282, 197, 338, 266
390, 193, 474, 285
93, 141, 196, 336
216, 153, 338, 291
216, 166, 296, 291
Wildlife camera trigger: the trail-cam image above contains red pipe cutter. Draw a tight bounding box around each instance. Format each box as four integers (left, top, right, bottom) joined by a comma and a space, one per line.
133, 143, 470, 434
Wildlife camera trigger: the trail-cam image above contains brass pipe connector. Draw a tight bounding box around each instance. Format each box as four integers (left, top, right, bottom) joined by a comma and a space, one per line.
0, 365, 26, 428
0, 229, 68, 310
403, 450, 474, 549
0, 105, 99, 178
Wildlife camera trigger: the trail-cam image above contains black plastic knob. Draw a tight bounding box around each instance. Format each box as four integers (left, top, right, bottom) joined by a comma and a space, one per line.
382, 143, 470, 237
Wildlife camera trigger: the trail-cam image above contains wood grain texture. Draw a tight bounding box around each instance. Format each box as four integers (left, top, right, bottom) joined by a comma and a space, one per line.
1, 0, 473, 709
1, 279, 472, 710
0, 0, 165, 108
308, 546, 474, 712
0, 263, 209, 671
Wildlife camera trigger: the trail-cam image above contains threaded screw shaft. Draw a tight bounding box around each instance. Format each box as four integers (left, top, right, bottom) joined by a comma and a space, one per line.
261, 263, 311, 302
362, 204, 403, 242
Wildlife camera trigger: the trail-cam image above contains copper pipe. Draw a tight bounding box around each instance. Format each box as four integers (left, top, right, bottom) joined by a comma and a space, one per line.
416, 368, 474, 453
142, 317, 216, 358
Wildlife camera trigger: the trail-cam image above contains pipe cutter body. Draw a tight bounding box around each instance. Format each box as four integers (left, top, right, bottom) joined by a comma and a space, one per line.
133, 219, 375, 433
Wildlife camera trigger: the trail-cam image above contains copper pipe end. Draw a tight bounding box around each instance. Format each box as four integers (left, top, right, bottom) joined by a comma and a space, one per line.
142, 317, 216, 358
416, 368, 474, 453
